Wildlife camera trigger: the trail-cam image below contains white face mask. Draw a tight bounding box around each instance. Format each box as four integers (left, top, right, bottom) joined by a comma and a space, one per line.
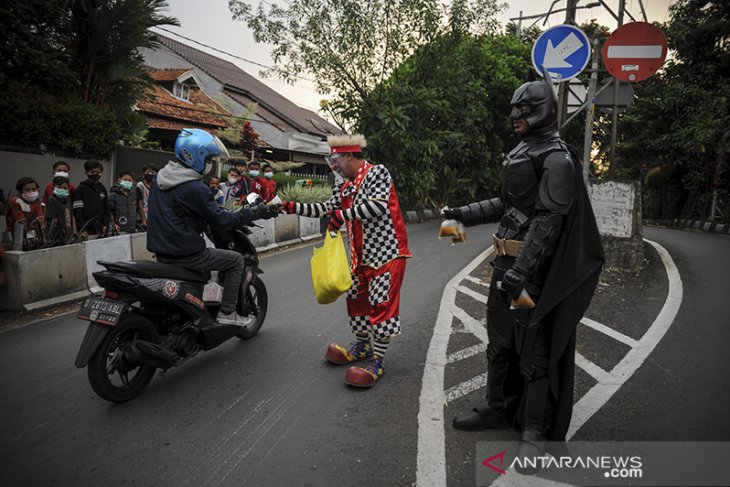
228, 176, 237, 184
54, 171, 69, 179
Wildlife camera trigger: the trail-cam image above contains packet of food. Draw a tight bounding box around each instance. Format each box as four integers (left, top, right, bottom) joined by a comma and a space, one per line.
267, 195, 283, 206
439, 219, 467, 245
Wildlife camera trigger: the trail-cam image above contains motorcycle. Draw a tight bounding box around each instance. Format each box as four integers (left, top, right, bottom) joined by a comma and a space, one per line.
74, 198, 271, 402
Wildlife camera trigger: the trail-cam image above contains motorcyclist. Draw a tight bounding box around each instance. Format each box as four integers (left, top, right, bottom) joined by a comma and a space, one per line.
146, 128, 279, 325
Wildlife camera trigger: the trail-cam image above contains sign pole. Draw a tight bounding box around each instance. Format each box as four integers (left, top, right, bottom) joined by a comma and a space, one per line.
583, 37, 600, 183
608, 0, 626, 176
557, 0, 579, 133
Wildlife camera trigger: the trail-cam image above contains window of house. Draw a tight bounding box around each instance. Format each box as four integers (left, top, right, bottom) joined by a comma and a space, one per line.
173, 82, 190, 101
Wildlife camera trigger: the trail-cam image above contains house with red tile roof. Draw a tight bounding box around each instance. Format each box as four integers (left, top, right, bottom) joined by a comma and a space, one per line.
141, 32, 341, 175
135, 67, 233, 149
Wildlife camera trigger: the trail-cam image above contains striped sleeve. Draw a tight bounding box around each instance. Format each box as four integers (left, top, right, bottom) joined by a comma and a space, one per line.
293, 181, 343, 217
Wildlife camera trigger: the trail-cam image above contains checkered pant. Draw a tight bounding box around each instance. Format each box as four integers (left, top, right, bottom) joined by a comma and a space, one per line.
346, 258, 406, 341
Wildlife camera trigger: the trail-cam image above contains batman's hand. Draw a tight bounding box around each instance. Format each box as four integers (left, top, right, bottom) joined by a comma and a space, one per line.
501, 268, 526, 300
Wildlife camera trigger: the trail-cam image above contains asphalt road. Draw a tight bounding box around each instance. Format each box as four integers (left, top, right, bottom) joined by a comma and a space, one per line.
1, 224, 728, 487
0, 220, 490, 487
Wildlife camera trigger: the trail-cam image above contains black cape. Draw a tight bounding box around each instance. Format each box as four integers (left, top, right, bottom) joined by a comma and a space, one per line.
532, 157, 605, 441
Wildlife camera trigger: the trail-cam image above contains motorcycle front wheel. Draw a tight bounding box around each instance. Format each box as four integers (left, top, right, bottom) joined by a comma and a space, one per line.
87, 315, 158, 403
236, 275, 268, 339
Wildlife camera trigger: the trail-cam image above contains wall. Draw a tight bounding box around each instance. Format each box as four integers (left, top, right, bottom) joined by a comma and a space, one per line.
588, 179, 643, 269
0, 150, 113, 232
0, 215, 326, 312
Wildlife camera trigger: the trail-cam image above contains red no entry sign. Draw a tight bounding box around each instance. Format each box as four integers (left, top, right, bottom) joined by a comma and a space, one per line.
602, 22, 668, 82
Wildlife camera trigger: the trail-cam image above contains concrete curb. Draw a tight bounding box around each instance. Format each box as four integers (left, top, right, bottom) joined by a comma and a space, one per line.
644, 219, 730, 235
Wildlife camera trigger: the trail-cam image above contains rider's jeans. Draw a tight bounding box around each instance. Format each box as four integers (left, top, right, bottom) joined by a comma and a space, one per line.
158, 247, 245, 314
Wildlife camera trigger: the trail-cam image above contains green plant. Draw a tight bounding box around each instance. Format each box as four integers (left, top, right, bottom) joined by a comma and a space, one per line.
278, 184, 332, 204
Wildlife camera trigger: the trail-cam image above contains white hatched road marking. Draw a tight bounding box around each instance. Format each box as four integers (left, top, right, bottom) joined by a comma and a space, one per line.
416, 239, 683, 486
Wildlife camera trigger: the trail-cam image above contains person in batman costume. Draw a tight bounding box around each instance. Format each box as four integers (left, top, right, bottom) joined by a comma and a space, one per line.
443, 72, 604, 473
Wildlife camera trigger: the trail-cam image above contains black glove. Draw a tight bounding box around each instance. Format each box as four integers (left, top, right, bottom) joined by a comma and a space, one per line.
500, 268, 526, 300
250, 204, 279, 220
441, 206, 462, 222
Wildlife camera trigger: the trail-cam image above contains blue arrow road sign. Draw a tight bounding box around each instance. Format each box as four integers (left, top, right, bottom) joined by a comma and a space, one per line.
532, 24, 591, 82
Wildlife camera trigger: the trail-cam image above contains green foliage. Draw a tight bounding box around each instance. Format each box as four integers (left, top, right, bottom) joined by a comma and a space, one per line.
229, 0, 504, 130
616, 0, 730, 220
278, 184, 333, 204
359, 33, 531, 207
1, 0, 179, 156
0, 83, 123, 155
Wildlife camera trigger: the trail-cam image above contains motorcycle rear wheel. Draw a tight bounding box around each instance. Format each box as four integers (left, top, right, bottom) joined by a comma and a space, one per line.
235, 276, 268, 339
87, 315, 158, 402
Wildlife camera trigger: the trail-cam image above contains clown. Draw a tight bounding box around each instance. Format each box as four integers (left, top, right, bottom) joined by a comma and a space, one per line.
281, 134, 410, 387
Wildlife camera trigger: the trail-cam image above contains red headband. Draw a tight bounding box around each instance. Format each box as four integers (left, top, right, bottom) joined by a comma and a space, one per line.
330, 145, 361, 154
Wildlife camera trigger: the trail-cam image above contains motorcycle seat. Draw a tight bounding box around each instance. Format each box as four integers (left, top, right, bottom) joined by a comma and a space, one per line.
98, 260, 211, 283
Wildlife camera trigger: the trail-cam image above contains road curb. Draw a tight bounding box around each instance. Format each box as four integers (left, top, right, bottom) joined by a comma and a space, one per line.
644, 219, 730, 235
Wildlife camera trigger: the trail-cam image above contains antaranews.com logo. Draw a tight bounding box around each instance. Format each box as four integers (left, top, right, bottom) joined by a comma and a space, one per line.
482, 450, 643, 479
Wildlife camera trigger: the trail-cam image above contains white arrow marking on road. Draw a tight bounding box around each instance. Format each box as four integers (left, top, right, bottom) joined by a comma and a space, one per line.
607, 45, 663, 58
543, 32, 582, 69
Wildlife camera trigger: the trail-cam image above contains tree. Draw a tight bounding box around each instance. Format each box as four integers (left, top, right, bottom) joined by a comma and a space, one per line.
616, 0, 730, 220
229, 0, 504, 130
359, 33, 531, 207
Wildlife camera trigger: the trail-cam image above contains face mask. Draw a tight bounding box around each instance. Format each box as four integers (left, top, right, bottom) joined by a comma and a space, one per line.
249, 170, 260, 178
119, 181, 134, 190
22, 191, 39, 203
55, 171, 69, 179
87, 174, 101, 183
264, 172, 273, 179
228, 176, 238, 185
144, 173, 154, 182
53, 187, 69, 199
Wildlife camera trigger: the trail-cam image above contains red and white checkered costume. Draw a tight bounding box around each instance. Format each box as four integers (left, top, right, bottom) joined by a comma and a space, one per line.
291, 161, 410, 340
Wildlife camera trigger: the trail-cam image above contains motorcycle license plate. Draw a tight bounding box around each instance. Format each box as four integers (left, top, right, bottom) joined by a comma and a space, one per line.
77, 298, 125, 326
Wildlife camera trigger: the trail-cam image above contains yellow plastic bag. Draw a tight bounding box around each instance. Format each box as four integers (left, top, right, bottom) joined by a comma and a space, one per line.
310, 231, 353, 304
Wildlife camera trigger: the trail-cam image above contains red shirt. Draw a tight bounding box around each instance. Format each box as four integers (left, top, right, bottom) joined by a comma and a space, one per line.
6, 195, 44, 232
42, 182, 76, 204
251, 177, 277, 202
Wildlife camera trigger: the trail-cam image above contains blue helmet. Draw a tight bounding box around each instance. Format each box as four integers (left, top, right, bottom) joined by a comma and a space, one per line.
174, 128, 229, 173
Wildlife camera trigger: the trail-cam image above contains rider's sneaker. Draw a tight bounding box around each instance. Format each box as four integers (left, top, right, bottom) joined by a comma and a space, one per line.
217, 310, 243, 326
345, 355, 385, 387
324, 340, 372, 365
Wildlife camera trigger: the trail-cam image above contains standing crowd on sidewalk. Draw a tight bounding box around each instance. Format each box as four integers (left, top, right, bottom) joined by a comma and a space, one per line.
3, 156, 279, 251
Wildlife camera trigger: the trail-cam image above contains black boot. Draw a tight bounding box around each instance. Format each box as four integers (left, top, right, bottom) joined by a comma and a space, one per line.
453, 396, 511, 431
514, 429, 547, 475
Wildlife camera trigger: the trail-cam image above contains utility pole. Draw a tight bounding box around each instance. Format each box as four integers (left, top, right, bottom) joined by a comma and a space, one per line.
583, 36, 600, 183
556, 0, 579, 133
608, 0, 626, 175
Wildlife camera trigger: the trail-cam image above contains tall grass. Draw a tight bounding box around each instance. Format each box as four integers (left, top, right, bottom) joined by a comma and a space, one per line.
278, 184, 332, 204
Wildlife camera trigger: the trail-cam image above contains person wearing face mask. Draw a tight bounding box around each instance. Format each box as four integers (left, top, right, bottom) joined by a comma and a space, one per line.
147, 128, 279, 326
135, 164, 157, 231
222, 165, 250, 204
72, 159, 109, 239
6, 177, 44, 241
44, 175, 76, 246
108, 171, 139, 234
251, 162, 277, 202
280, 134, 411, 388
42, 160, 77, 204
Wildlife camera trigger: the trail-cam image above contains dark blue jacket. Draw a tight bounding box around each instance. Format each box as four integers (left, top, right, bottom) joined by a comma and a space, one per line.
146, 161, 254, 258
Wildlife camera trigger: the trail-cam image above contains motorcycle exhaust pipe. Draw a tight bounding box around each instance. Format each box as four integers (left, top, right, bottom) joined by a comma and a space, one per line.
198, 324, 241, 351
134, 340, 181, 368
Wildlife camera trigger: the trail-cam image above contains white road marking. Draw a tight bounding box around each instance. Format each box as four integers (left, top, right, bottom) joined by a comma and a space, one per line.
575, 351, 608, 382
567, 239, 683, 440
581, 317, 639, 347
445, 372, 488, 402
463, 275, 489, 287
456, 285, 489, 303
416, 247, 494, 487
447, 343, 487, 364
417, 239, 682, 486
